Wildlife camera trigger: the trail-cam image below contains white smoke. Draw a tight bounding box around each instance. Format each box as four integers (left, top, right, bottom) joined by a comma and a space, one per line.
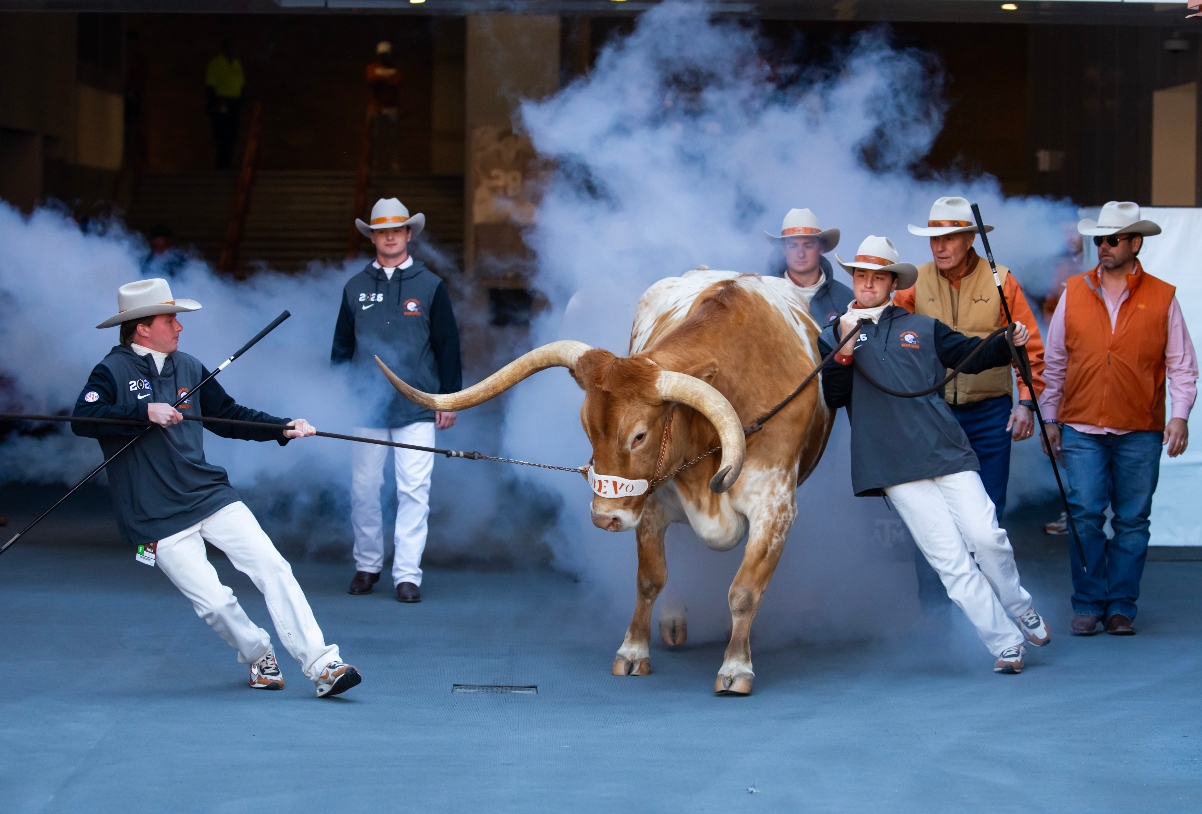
0, 204, 535, 561
496, 3, 1076, 644
0, 3, 1076, 650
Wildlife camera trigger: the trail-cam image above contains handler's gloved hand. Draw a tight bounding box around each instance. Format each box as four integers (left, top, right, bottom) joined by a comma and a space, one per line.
1011, 322, 1030, 347
147, 403, 183, 428
284, 418, 317, 439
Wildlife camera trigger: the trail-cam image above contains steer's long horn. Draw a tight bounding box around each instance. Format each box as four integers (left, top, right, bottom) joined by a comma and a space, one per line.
375, 340, 592, 412
655, 371, 745, 493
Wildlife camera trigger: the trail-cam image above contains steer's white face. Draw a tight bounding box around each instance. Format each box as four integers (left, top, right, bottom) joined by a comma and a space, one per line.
573, 366, 672, 533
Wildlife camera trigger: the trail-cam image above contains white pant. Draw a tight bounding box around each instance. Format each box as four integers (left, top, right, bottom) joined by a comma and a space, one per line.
351, 422, 435, 587
155, 501, 339, 680
885, 471, 1031, 656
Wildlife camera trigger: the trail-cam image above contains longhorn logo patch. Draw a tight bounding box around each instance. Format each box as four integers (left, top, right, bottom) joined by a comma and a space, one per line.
587, 466, 649, 498
900, 330, 921, 349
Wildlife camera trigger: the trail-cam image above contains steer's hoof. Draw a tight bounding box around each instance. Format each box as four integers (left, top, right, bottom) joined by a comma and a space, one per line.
612, 656, 651, 676
659, 615, 688, 648
714, 673, 754, 696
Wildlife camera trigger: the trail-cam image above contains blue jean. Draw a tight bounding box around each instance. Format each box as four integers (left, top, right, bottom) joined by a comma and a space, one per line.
1060, 426, 1162, 621
914, 396, 1013, 611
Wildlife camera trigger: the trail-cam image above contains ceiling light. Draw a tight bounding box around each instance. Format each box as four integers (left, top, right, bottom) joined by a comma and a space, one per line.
1001, 3, 1018, 9
410, 0, 425, 4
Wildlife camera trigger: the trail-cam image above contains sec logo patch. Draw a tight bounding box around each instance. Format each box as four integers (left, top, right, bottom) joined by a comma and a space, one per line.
900, 330, 920, 349
84, 391, 99, 403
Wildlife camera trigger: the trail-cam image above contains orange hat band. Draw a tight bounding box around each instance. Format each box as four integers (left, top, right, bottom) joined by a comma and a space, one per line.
119, 300, 175, 314
927, 219, 972, 228
781, 226, 821, 236
371, 215, 409, 226
854, 254, 894, 267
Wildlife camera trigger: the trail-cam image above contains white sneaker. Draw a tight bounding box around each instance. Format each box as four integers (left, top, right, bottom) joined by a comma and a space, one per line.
1017, 606, 1051, 647
249, 648, 284, 690
314, 660, 361, 698
993, 644, 1026, 674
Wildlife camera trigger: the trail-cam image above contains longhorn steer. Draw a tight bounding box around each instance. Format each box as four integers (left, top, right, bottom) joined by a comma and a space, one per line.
377, 269, 833, 694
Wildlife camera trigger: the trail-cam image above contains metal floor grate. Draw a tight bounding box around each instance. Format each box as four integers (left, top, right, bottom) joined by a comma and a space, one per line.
452, 684, 537, 695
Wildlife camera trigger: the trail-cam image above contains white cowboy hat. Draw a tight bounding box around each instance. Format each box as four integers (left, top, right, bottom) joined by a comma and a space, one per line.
96, 278, 201, 329
835, 235, 918, 290
907, 196, 993, 237
1077, 201, 1162, 237
764, 208, 839, 251
355, 198, 426, 239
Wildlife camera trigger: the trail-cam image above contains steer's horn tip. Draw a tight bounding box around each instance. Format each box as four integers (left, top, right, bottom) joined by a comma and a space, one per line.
709, 465, 739, 493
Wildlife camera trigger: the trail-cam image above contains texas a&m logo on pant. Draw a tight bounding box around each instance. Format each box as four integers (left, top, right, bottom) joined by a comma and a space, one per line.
899, 330, 920, 349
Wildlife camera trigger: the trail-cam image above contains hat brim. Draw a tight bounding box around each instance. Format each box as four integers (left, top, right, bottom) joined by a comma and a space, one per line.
907, 223, 993, 237
1077, 219, 1161, 237
356, 213, 426, 240
835, 258, 918, 291
764, 228, 839, 253
96, 299, 202, 329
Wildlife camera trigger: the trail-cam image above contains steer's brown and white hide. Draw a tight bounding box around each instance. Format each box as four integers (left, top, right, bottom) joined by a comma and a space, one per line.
375, 268, 833, 695
604, 270, 833, 694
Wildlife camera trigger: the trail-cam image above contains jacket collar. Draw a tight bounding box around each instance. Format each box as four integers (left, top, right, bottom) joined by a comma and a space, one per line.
1085, 259, 1145, 298
364, 258, 424, 282
110, 344, 175, 376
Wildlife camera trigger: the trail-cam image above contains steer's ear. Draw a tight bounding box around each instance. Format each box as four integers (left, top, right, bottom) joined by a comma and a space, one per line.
680, 358, 718, 384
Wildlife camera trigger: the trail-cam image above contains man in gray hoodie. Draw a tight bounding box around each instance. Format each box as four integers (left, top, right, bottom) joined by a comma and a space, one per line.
333, 198, 462, 603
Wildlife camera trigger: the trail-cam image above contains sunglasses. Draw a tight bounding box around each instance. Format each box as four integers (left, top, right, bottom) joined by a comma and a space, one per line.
1093, 235, 1133, 247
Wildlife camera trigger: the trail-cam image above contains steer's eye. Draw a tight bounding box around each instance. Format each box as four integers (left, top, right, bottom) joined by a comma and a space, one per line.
632, 432, 646, 446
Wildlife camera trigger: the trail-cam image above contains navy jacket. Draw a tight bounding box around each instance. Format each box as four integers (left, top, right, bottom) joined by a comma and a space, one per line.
818, 306, 1013, 495
331, 260, 462, 426
73, 346, 291, 545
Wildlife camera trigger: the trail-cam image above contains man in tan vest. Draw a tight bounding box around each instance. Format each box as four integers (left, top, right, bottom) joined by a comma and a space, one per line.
1040, 202, 1197, 636
895, 197, 1046, 612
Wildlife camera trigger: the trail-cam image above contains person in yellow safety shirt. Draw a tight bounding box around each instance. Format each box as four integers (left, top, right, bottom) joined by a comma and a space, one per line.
205, 39, 246, 170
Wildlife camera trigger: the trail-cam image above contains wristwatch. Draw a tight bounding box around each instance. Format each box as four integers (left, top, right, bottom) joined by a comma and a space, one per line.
1018, 399, 1035, 410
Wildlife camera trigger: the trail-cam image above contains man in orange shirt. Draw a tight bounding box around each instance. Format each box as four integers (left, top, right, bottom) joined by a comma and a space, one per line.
897, 197, 1045, 611
1040, 202, 1197, 636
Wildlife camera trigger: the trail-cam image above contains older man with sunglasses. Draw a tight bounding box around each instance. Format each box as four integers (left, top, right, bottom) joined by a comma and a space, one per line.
1040, 202, 1198, 637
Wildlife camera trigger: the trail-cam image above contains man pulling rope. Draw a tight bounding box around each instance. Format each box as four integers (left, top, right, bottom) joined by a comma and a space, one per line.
73, 278, 361, 698
818, 236, 1052, 675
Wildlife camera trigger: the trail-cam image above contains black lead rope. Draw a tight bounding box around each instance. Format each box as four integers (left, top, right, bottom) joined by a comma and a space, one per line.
0, 413, 586, 475
849, 323, 1016, 399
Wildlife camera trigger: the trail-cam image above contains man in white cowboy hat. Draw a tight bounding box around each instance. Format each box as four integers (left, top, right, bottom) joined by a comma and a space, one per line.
818, 236, 1051, 674
73, 278, 362, 697
900, 197, 1046, 515
1040, 202, 1197, 637
765, 208, 852, 326
898, 195, 1047, 614
333, 198, 462, 603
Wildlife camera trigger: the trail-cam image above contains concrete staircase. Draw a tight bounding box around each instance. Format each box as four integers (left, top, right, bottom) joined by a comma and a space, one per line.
126, 170, 464, 274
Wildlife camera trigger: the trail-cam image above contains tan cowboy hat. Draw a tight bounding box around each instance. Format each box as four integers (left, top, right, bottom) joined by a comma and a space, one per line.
97, 278, 201, 329
835, 235, 918, 290
764, 208, 839, 252
1077, 201, 1162, 237
907, 196, 994, 237
356, 198, 426, 239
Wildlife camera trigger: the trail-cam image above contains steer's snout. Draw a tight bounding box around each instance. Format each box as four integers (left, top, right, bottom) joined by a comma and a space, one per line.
590, 501, 639, 533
